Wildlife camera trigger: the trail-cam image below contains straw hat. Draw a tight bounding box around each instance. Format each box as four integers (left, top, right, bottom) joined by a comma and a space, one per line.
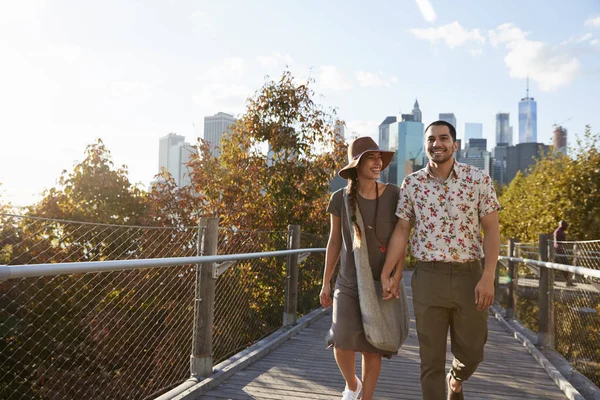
338, 137, 394, 179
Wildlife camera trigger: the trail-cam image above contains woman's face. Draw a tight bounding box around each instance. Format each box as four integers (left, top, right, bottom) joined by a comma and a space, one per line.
356, 152, 383, 180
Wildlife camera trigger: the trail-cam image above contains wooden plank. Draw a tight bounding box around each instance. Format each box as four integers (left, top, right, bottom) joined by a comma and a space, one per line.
199, 272, 568, 399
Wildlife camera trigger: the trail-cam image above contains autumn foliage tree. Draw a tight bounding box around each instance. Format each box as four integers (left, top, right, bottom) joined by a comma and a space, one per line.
0, 143, 196, 399
30, 139, 149, 224
152, 71, 347, 234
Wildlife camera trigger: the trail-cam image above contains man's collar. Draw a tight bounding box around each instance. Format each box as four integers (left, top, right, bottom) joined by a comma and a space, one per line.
425, 160, 460, 180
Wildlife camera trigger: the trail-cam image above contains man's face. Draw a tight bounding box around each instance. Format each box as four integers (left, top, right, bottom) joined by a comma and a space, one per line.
425, 125, 458, 164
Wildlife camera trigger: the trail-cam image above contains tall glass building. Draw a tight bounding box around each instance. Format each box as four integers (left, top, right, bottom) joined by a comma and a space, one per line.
439, 113, 457, 130
495, 113, 512, 145
388, 120, 425, 185
518, 83, 537, 143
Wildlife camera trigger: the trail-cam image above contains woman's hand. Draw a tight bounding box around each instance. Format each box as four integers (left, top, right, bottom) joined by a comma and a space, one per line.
319, 283, 333, 308
381, 271, 402, 300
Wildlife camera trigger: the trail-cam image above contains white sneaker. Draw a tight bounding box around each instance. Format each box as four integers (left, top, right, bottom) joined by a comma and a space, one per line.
341, 376, 362, 400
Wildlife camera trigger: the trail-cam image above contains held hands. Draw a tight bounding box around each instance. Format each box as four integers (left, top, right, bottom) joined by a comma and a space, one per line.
381, 271, 402, 300
475, 273, 495, 311
319, 283, 333, 309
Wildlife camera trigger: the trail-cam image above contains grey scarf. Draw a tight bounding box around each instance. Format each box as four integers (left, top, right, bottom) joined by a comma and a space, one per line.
343, 188, 410, 353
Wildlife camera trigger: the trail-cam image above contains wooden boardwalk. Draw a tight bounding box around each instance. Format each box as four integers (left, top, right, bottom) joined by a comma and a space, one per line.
199, 273, 568, 400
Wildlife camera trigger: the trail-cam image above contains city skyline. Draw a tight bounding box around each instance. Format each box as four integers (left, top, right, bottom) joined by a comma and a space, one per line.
1, 0, 599, 206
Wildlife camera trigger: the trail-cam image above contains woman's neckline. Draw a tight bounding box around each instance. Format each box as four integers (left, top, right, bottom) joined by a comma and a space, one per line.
357, 183, 389, 200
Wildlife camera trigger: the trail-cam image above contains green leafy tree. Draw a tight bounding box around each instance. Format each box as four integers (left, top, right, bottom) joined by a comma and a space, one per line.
499, 125, 600, 242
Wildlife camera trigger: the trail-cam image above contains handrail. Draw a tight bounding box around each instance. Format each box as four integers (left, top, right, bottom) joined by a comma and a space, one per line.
498, 256, 600, 279
0, 248, 326, 281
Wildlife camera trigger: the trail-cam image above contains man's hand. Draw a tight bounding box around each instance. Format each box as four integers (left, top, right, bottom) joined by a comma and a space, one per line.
475, 273, 495, 310
319, 283, 333, 308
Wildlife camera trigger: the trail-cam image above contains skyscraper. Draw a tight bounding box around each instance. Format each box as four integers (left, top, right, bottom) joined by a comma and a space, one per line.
378, 116, 397, 151
412, 99, 422, 123
468, 138, 487, 152
464, 123, 483, 143
553, 126, 567, 155
518, 80, 537, 143
388, 120, 425, 185
158, 133, 197, 187
203, 112, 237, 157
439, 113, 457, 129
495, 113, 513, 145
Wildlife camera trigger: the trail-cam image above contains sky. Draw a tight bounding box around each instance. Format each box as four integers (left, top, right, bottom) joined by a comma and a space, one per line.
1, 0, 599, 207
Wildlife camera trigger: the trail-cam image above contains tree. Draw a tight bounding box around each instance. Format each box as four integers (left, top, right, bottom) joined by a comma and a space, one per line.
499, 125, 600, 242
30, 139, 149, 225
151, 70, 347, 234
0, 183, 14, 264
1, 143, 196, 399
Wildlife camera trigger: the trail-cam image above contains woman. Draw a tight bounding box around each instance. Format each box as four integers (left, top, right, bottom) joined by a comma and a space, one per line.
320, 136, 401, 400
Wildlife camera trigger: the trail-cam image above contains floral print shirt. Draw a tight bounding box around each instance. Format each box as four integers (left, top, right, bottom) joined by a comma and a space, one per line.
395, 161, 501, 262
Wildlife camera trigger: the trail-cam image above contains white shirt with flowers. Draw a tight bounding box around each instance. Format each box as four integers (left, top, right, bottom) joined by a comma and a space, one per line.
396, 161, 501, 262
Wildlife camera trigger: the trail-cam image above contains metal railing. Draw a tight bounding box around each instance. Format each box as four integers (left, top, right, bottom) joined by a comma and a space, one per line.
496, 237, 600, 388
0, 214, 327, 400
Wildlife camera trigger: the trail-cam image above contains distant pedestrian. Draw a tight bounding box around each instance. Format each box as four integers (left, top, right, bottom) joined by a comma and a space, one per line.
554, 220, 575, 287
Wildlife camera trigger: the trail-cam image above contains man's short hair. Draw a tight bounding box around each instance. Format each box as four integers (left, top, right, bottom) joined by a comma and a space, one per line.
425, 120, 457, 142
560, 220, 569, 229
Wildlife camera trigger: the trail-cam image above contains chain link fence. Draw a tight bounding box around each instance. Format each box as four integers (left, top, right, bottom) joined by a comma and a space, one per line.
0, 214, 326, 399
552, 240, 600, 386
212, 229, 288, 364
0, 214, 200, 400
496, 239, 600, 387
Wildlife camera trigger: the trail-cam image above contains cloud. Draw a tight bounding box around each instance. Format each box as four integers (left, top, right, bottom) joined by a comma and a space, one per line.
488, 23, 581, 92
319, 65, 352, 90
561, 33, 593, 45
408, 21, 486, 49
592, 39, 600, 47
585, 16, 600, 28
356, 71, 398, 87
469, 49, 483, 56
257, 53, 294, 69
488, 23, 528, 46
208, 57, 245, 81
192, 82, 250, 114
415, 0, 436, 23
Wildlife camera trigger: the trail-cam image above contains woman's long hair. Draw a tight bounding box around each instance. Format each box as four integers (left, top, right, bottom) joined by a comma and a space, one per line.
347, 168, 362, 248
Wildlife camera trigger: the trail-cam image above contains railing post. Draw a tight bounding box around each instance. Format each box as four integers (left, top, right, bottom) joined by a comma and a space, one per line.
538, 233, 555, 348
506, 238, 519, 319
283, 224, 301, 326
190, 217, 219, 378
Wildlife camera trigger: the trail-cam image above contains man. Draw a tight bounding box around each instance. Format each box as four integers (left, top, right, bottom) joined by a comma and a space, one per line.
554, 220, 575, 286
381, 120, 501, 400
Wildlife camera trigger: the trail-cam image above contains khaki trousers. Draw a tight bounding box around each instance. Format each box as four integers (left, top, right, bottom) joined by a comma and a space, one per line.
411, 261, 488, 400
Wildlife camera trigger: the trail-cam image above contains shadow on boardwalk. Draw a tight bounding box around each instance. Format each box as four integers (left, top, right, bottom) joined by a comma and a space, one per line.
199, 272, 568, 400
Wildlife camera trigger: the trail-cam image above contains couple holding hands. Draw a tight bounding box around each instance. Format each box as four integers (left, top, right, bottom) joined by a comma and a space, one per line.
320, 121, 501, 400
